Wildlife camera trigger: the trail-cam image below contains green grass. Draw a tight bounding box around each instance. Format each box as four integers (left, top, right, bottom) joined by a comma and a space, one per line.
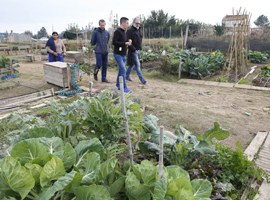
144, 70, 179, 82
216, 75, 228, 82
238, 78, 250, 84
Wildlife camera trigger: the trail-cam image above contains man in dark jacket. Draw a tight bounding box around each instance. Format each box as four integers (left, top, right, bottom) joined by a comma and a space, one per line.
112, 17, 132, 93
91, 19, 110, 82
126, 17, 147, 84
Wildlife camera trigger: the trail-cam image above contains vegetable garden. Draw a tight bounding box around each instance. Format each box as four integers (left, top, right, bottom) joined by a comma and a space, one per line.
0, 90, 267, 200
1, 35, 270, 199
138, 47, 270, 86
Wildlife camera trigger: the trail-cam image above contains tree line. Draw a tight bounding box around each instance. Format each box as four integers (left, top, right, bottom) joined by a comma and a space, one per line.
23, 10, 270, 39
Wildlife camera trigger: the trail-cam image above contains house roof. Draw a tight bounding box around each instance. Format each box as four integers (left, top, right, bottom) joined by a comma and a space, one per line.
222, 15, 249, 22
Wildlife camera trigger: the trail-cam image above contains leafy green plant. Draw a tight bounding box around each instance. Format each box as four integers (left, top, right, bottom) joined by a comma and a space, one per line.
0, 56, 10, 68
186, 143, 267, 199
182, 51, 225, 79
79, 63, 93, 75
82, 90, 144, 142
160, 56, 179, 75
196, 122, 230, 145
140, 51, 160, 62
140, 117, 229, 166
172, 50, 225, 79
248, 50, 268, 63
0, 136, 126, 200
2, 91, 144, 144
260, 64, 270, 77
0, 91, 267, 200
138, 116, 266, 199
125, 160, 212, 200
0, 113, 45, 140
215, 143, 265, 189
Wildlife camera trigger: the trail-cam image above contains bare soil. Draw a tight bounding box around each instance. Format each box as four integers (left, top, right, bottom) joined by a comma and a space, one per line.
1, 61, 270, 149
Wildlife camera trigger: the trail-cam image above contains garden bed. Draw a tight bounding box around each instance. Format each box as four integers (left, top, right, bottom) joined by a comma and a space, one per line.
0, 92, 268, 199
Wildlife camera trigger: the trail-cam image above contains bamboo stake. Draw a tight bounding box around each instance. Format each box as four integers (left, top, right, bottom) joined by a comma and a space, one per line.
119, 76, 134, 166
67, 63, 71, 90
178, 57, 182, 79
234, 24, 238, 81
227, 9, 236, 71
227, 27, 235, 71
181, 28, 184, 50
158, 126, 164, 179
184, 24, 189, 49
88, 81, 93, 97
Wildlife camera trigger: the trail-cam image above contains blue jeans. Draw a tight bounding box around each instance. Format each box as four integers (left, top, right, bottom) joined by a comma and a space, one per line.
126, 50, 146, 83
95, 53, 108, 81
114, 53, 128, 90
48, 53, 64, 62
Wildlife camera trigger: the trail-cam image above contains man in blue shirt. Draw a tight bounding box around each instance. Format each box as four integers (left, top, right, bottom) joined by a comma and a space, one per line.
91, 19, 110, 82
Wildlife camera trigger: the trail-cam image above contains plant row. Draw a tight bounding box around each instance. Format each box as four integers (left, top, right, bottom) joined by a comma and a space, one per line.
0, 91, 267, 199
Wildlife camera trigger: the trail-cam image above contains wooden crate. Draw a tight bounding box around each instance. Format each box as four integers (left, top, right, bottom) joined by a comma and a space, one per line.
65, 51, 84, 64
43, 62, 69, 87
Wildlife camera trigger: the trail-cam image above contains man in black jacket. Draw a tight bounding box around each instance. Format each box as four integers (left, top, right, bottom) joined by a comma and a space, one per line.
112, 17, 132, 93
126, 17, 147, 84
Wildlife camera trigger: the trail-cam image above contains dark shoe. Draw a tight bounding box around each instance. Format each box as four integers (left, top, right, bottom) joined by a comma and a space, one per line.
94, 73, 98, 81
142, 80, 147, 85
102, 79, 110, 83
117, 87, 131, 93
124, 88, 131, 93
94, 69, 99, 81
126, 77, 132, 81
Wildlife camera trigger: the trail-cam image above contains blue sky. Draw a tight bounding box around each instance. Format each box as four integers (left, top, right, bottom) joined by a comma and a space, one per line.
1, 0, 269, 34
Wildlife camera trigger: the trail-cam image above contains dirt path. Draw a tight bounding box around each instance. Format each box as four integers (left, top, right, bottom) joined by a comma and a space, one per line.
82, 65, 270, 149
1, 62, 270, 148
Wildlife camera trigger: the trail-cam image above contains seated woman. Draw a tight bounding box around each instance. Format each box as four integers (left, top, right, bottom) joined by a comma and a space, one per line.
45, 32, 66, 62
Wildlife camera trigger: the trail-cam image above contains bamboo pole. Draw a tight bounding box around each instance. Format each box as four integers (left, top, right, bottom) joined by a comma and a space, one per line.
181, 28, 184, 50
67, 63, 71, 90
226, 8, 251, 81
227, 29, 235, 71
234, 23, 238, 81
88, 81, 93, 97
178, 57, 182, 79
184, 24, 189, 49
158, 126, 164, 179
119, 76, 134, 166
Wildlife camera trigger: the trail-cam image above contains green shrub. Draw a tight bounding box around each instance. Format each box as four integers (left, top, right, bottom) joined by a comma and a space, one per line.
0, 56, 10, 68
260, 64, 270, 77
248, 50, 268, 63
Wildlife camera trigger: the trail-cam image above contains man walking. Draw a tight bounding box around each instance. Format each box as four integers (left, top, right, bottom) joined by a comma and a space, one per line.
112, 17, 132, 93
91, 19, 110, 82
126, 17, 147, 84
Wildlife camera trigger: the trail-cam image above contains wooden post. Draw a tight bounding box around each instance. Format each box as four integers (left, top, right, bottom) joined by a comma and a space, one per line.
234, 24, 238, 82
76, 31, 79, 51
181, 28, 184, 50
184, 24, 189, 49
178, 57, 182, 79
119, 76, 134, 166
67, 63, 71, 89
158, 126, 164, 179
148, 27, 150, 45
88, 81, 93, 96
51, 88, 55, 96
